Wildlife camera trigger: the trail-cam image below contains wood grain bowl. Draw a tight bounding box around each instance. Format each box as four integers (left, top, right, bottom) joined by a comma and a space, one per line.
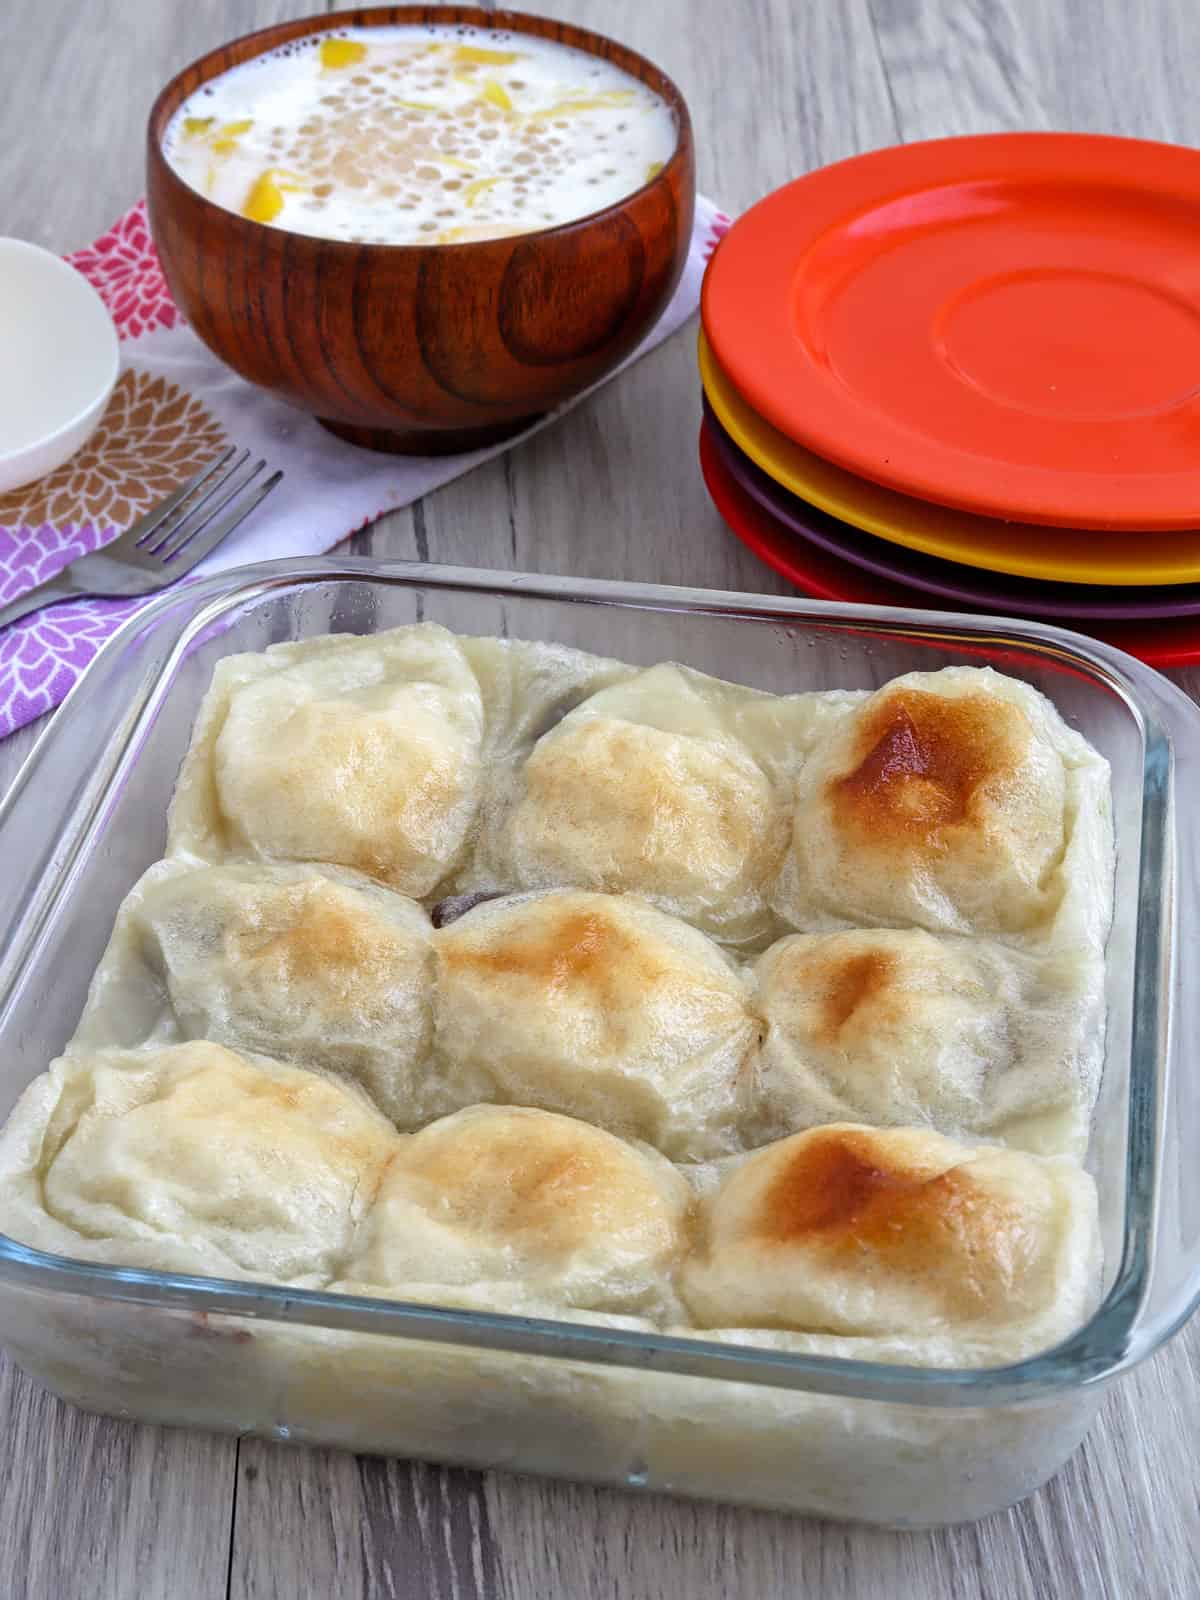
146, 5, 695, 455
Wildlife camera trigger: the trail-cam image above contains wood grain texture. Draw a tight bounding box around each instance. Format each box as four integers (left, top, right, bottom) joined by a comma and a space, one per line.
146, 6, 695, 452
0, 1353, 234, 1600
2, 0, 1200, 1597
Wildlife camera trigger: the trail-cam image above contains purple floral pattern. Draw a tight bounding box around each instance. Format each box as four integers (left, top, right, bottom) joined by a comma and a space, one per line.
0, 521, 115, 603
0, 592, 139, 732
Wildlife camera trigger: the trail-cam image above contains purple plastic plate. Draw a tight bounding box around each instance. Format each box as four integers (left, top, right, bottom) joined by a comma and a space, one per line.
703, 399, 1200, 622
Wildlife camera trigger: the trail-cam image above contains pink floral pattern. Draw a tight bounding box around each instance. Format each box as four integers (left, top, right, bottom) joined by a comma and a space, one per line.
701, 211, 732, 261
68, 201, 180, 339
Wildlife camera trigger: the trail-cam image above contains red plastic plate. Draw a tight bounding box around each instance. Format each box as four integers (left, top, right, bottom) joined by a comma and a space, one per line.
700, 416, 1200, 669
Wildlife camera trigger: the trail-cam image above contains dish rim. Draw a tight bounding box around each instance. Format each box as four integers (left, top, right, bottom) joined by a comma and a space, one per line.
0, 556, 1193, 1410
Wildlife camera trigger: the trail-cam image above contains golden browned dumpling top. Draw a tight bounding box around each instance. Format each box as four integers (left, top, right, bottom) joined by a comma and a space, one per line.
432, 890, 758, 1159
348, 1104, 693, 1316
750, 926, 1101, 1156
0, 1041, 400, 1285
483, 663, 801, 945
774, 667, 1090, 938
73, 860, 441, 1127
680, 1123, 1099, 1348
167, 624, 485, 897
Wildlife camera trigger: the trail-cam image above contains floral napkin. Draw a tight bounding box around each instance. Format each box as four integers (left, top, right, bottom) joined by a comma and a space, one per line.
0, 196, 730, 739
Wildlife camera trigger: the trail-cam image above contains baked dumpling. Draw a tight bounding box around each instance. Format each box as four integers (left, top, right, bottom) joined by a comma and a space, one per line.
432, 890, 759, 1159
0, 1042, 399, 1285
459, 635, 635, 764
72, 860, 438, 1126
751, 927, 1102, 1156
476, 663, 805, 945
347, 1104, 693, 1316
679, 1124, 1099, 1347
167, 623, 485, 897
773, 666, 1109, 942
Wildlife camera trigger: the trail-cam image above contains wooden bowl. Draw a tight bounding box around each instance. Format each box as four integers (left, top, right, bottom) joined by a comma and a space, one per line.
146, 6, 695, 455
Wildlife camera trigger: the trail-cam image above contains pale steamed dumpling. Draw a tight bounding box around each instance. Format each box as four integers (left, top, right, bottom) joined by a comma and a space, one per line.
679, 1124, 1099, 1346
432, 889, 759, 1159
750, 926, 1101, 1155
0, 1042, 399, 1284
72, 860, 439, 1126
491, 664, 793, 944
348, 1104, 693, 1316
167, 624, 485, 896
774, 667, 1077, 937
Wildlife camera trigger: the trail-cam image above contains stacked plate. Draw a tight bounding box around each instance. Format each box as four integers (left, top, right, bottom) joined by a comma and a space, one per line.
698, 133, 1200, 667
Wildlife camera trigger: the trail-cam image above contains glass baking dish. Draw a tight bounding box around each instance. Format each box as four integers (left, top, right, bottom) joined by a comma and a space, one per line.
0, 559, 1197, 1528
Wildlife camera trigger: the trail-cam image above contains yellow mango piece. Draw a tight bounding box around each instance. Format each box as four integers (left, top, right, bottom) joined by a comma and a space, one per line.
534, 90, 636, 118
645, 160, 664, 180
241, 169, 308, 223
480, 79, 513, 112
437, 156, 476, 171
453, 44, 520, 66
394, 98, 437, 112
243, 172, 285, 223
182, 116, 214, 138
319, 38, 368, 69
207, 118, 254, 156
435, 222, 520, 244
463, 176, 503, 207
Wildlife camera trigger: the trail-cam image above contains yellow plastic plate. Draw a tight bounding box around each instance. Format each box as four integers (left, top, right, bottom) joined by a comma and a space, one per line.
698, 330, 1200, 587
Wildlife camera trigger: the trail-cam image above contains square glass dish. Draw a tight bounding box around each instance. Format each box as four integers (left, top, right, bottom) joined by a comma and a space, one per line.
0, 558, 1197, 1528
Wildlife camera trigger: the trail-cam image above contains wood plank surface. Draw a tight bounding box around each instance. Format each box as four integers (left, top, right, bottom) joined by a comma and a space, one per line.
2, 0, 1199, 1596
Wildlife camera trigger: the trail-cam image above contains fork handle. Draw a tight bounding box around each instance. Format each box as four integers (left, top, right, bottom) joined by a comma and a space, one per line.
0, 580, 83, 633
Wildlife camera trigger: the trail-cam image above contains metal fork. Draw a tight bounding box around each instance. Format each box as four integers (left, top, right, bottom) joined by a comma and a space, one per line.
0, 448, 283, 631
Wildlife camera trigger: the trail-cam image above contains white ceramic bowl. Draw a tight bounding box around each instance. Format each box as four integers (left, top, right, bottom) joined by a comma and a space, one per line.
0, 238, 120, 495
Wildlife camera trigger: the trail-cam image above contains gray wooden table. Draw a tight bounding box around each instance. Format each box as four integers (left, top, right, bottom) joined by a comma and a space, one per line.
3, 1, 1199, 1595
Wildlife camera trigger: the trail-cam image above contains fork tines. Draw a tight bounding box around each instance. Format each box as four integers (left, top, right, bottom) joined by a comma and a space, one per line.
137, 448, 282, 564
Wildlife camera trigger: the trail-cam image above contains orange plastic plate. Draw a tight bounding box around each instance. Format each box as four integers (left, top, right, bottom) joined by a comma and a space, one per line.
703, 134, 1200, 530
